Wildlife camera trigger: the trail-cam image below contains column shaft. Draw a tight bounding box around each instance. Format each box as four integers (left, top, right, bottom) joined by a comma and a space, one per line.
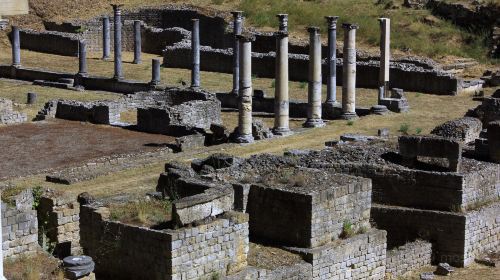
379, 18, 390, 100
151, 58, 161, 85
341, 23, 359, 119
326, 16, 339, 105
231, 11, 243, 95
133, 20, 142, 64
273, 31, 291, 135
304, 27, 325, 128
78, 40, 88, 75
191, 19, 200, 88
277, 14, 288, 32
236, 34, 254, 143
112, 5, 123, 80
102, 16, 110, 60
11, 26, 20, 67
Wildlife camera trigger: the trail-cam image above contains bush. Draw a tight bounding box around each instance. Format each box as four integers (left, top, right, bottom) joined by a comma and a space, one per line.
340, 220, 355, 239
399, 123, 410, 135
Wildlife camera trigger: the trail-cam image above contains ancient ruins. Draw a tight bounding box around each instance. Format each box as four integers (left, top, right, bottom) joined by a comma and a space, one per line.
0, 2, 498, 280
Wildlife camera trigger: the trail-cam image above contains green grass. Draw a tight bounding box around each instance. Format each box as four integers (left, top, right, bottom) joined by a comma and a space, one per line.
239, 0, 495, 62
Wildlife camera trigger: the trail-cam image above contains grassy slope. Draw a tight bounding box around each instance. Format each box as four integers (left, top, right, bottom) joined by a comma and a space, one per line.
2, 0, 498, 65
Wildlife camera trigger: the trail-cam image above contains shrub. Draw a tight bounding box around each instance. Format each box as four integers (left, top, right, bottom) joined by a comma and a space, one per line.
347, 120, 354, 126
399, 123, 410, 135
415, 127, 423, 134
340, 220, 355, 239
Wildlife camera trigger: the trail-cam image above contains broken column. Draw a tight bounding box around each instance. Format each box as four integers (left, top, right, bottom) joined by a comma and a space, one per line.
235, 33, 255, 143
191, 19, 200, 88
277, 14, 288, 32
133, 20, 142, 64
304, 27, 325, 128
112, 4, 123, 80
273, 31, 291, 136
78, 40, 88, 76
325, 16, 339, 106
11, 26, 20, 67
231, 11, 243, 95
341, 23, 359, 120
102, 16, 110, 60
378, 18, 390, 102
150, 58, 161, 86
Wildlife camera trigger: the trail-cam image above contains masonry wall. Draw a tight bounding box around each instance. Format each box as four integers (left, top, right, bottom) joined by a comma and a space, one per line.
385, 240, 433, 279
80, 205, 249, 280
17, 29, 80, 56
1, 190, 38, 258
247, 176, 371, 248
55, 100, 121, 125
298, 229, 387, 280
37, 194, 81, 258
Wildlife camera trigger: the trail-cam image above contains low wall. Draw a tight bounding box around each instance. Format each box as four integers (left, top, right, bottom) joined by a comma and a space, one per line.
55, 100, 121, 125
1, 189, 39, 258
163, 45, 461, 95
80, 204, 249, 280
0, 65, 74, 83
291, 229, 387, 280
385, 240, 433, 278
17, 29, 79, 57
372, 201, 500, 267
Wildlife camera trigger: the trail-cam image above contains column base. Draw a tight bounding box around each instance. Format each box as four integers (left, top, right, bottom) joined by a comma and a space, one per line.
325, 100, 340, 106
102, 56, 111, 61
234, 134, 254, 144
340, 112, 358, 120
303, 119, 325, 128
370, 105, 389, 115
133, 59, 142, 64
113, 75, 124, 81
272, 127, 293, 136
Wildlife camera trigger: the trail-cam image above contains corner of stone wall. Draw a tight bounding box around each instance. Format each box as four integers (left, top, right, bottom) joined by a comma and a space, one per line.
37, 191, 81, 258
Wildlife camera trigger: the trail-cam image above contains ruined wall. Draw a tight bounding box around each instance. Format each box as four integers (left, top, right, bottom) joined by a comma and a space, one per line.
18, 29, 79, 56
372, 201, 500, 267
247, 175, 371, 248
163, 45, 461, 95
80, 205, 249, 280
296, 229, 387, 280
0, 98, 27, 125
37, 194, 81, 258
1, 189, 38, 258
55, 100, 121, 125
385, 240, 433, 278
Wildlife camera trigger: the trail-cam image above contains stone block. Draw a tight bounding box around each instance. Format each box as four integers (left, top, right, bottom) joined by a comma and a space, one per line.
488, 121, 500, 163
431, 117, 482, 144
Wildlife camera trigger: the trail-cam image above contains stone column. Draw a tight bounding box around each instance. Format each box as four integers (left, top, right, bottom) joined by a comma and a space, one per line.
277, 14, 288, 32
273, 31, 291, 136
133, 20, 142, 64
11, 26, 21, 67
378, 18, 390, 101
325, 16, 339, 105
150, 58, 161, 86
102, 16, 111, 60
231, 11, 243, 95
78, 40, 88, 75
191, 19, 200, 88
235, 33, 255, 143
304, 27, 325, 128
341, 23, 359, 120
112, 4, 124, 80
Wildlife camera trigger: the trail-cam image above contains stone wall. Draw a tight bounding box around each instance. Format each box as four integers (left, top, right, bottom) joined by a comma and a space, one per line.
246, 170, 371, 248
291, 229, 387, 280
1, 189, 38, 258
372, 201, 500, 267
80, 204, 249, 280
17, 29, 80, 56
37, 193, 81, 258
0, 98, 27, 125
55, 100, 121, 125
489, 121, 500, 163
431, 117, 483, 144
385, 240, 432, 278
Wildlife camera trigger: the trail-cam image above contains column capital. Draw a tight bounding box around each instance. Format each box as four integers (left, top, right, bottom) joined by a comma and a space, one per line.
237, 32, 255, 42
111, 4, 124, 12
231, 11, 243, 19
342, 23, 359, 30
378, 17, 390, 22
277, 14, 288, 31
307, 26, 320, 34
276, 14, 288, 20
325, 16, 339, 29
192, 18, 200, 23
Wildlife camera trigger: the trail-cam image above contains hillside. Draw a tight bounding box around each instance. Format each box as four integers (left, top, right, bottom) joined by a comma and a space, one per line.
2, 0, 499, 68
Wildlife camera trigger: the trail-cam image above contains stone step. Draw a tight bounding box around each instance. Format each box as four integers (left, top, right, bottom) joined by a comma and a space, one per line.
33, 80, 71, 89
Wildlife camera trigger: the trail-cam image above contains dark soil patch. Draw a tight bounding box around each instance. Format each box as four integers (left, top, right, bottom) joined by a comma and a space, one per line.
0, 119, 175, 179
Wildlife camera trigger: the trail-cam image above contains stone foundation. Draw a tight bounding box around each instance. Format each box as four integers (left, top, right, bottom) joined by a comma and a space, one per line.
0, 98, 27, 125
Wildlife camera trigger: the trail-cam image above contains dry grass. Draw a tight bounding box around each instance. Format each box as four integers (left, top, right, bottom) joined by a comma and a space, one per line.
4, 251, 64, 280
402, 263, 500, 279
109, 199, 172, 227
